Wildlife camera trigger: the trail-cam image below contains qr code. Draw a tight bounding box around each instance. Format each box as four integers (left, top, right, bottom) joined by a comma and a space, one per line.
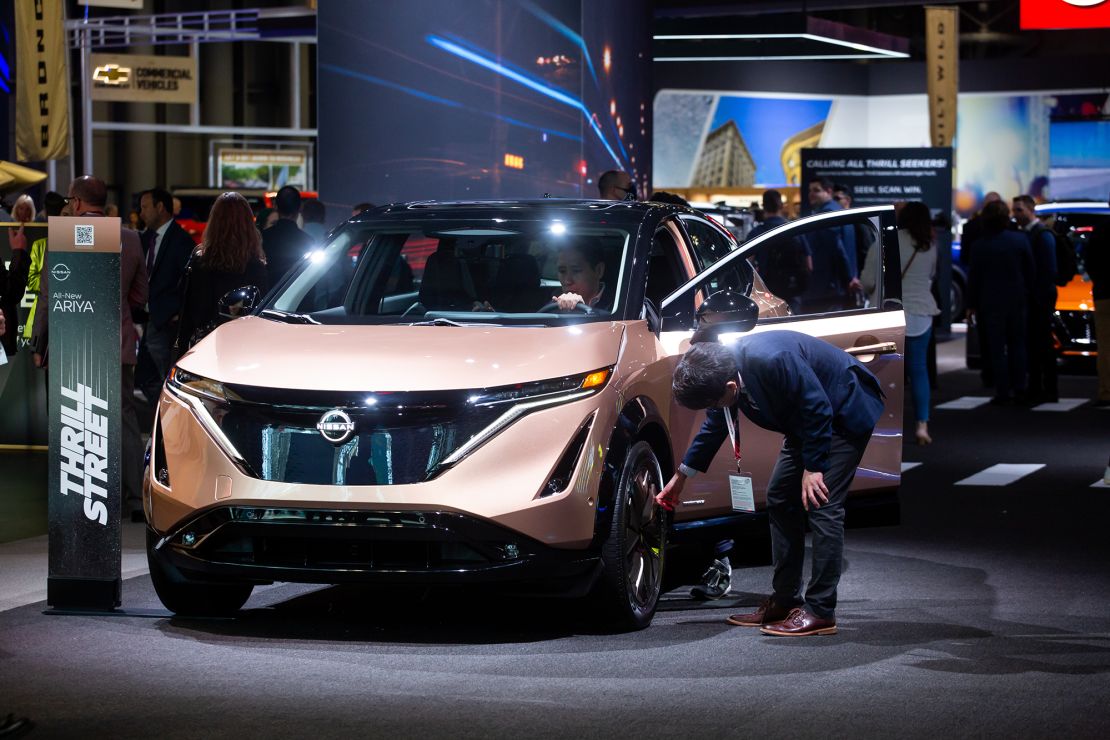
74, 224, 95, 247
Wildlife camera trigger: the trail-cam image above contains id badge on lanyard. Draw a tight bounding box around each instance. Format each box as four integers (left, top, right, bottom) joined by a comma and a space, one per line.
724, 384, 755, 513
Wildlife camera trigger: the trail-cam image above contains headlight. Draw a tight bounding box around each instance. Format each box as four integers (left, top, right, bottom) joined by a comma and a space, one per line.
466, 368, 611, 407
168, 367, 241, 405
437, 367, 612, 472
165, 367, 253, 473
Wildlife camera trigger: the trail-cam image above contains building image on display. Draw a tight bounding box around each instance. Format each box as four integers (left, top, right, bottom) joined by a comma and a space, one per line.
654, 88, 1110, 214
317, 0, 651, 206
691, 121, 755, 188
653, 92, 833, 189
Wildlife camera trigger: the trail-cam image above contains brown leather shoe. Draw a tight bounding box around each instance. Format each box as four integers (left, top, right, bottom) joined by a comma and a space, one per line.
759, 607, 837, 636
726, 598, 792, 627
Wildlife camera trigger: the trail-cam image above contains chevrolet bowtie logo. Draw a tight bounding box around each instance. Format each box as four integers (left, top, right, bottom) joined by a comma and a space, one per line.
93, 64, 130, 85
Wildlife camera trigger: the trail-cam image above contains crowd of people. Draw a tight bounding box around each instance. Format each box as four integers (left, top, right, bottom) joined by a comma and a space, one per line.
2, 172, 1106, 528
0, 177, 329, 521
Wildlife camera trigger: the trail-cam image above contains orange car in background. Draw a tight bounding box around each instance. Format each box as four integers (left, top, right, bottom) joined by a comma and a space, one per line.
1039, 202, 1107, 361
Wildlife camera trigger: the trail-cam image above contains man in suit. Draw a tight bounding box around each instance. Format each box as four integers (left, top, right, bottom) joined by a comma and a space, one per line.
1012, 194, 1058, 404
33, 176, 149, 520
137, 187, 194, 400
657, 330, 884, 636
262, 185, 313, 285
801, 178, 858, 313
966, 200, 1036, 405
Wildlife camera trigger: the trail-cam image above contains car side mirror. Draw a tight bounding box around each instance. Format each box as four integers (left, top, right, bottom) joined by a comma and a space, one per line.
695, 290, 759, 334
218, 285, 261, 321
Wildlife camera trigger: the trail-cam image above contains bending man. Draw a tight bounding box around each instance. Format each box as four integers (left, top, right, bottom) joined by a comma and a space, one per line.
657, 330, 884, 636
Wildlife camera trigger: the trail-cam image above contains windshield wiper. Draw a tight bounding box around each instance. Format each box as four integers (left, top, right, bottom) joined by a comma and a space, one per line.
260, 309, 320, 325
409, 317, 471, 327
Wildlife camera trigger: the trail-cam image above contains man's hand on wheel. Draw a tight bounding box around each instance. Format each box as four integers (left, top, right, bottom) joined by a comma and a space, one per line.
656, 472, 686, 511
801, 470, 829, 510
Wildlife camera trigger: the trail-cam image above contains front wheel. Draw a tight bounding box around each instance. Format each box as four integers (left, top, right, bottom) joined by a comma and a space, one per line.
593, 440, 667, 631
147, 531, 253, 617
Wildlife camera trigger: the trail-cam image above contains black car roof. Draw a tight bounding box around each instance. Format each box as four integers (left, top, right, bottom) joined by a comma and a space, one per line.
350, 198, 697, 225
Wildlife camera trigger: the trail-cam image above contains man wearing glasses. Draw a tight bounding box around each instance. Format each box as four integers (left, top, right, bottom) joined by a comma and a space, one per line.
598, 170, 636, 201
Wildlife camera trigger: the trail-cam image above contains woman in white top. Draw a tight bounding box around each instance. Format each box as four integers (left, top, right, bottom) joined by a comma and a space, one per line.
862, 201, 941, 444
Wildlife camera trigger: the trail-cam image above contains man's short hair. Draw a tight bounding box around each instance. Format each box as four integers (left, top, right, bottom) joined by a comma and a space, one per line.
649, 191, 690, 207
43, 191, 67, 217
981, 199, 1011, 234
1013, 194, 1036, 210
672, 342, 737, 410
143, 188, 173, 215
598, 170, 624, 194
833, 183, 852, 198
302, 198, 326, 224
275, 185, 301, 217
812, 177, 834, 193
70, 176, 107, 207
762, 189, 783, 212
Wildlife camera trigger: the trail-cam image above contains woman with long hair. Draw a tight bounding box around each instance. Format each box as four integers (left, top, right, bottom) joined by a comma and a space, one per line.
862, 201, 940, 444
174, 192, 268, 359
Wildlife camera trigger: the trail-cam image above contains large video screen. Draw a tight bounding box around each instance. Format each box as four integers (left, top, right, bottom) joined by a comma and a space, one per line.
318, 0, 651, 208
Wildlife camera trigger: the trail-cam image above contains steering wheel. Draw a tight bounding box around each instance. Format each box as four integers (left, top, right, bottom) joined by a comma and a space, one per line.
539, 301, 594, 315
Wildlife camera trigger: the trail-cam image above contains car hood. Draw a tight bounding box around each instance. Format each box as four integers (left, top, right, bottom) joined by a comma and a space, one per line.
177, 316, 625, 391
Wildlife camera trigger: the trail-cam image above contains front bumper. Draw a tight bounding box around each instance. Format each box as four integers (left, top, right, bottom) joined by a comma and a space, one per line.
150, 379, 614, 549
150, 506, 601, 588
1053, 310, 1097, 357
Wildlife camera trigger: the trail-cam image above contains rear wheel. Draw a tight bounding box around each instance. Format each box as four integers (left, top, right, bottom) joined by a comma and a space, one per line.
147, 532, 253, 617
594, 440, 667, 631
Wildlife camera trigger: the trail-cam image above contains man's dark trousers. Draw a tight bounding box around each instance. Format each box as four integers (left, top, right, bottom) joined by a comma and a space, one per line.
767, 431, 870, 620
1026, 301, 1058, 402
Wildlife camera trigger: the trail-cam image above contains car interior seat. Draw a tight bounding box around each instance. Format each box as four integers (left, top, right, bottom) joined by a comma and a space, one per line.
418, 243, 477, 310
490, 253, 542, 312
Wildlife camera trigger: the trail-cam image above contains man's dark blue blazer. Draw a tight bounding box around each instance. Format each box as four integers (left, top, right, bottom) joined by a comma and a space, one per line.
145, 218, 195, 329
682, 330, 885, 475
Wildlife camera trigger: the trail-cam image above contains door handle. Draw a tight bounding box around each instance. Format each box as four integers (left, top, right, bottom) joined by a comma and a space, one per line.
847, 342, 898, 356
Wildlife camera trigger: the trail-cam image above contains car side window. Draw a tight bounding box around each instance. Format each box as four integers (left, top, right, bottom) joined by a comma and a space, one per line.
748, 213, 882, 319
660, 210, 890, 328
645, 224, 695, 308
681, 216, 735, 270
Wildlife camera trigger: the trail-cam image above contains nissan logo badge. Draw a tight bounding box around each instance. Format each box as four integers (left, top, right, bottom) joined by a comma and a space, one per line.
316, 408, 355, 444
51, 263, 72, 282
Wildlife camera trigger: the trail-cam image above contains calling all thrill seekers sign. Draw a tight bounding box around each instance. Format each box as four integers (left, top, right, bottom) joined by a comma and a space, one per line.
46, 216, 123, 611
801, 146, 955, 328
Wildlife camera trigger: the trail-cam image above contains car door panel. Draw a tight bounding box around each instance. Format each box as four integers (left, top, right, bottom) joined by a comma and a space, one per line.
658, 207, 904, 517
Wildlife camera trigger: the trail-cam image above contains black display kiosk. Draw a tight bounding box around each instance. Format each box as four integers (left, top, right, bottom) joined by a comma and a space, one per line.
45, 215, 123, 611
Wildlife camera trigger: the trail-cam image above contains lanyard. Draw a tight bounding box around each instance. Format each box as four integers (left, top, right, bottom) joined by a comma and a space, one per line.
723, 378, 742, 472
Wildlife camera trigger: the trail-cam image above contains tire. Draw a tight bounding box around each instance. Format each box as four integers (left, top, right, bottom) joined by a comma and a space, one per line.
147, 532, 253, 617
593, 440, 667, 631
950, 278, 964, 325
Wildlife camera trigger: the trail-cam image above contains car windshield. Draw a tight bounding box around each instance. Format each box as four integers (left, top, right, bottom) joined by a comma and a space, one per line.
262, 213, 633, 326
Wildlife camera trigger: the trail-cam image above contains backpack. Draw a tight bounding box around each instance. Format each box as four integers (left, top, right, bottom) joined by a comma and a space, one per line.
1052, 230, 1077, 287
1032, 222, 1077, 287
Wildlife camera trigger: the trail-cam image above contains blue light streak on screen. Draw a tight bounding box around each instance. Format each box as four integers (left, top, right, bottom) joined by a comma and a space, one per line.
520, 0, 599, 86
427, 34, 624, 169
319, 62, 583, 143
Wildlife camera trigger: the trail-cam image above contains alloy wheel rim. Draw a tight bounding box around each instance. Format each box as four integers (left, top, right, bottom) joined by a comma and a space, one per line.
623, 458, 664, 612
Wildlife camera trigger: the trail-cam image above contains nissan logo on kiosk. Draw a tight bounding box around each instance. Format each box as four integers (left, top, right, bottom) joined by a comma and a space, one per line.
317, 409, 356, 444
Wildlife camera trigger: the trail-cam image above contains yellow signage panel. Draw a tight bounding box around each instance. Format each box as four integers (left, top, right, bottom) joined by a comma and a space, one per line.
925, 7, 959, 148
90, 53, 196, 104
15, 0, 70, 161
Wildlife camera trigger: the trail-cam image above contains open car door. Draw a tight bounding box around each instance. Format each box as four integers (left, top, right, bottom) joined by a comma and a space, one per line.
657, 206, 905, 519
